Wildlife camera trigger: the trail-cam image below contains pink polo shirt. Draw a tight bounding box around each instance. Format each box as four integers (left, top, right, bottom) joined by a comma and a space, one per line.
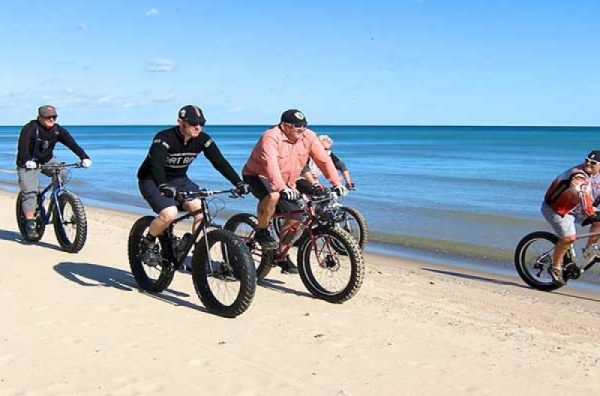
243, 125, 341, 192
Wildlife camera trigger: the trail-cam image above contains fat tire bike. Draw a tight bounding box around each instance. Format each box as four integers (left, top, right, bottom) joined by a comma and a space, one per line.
225, 189, 365, 303
128, 188, 256, 318
16, 162, 87, 253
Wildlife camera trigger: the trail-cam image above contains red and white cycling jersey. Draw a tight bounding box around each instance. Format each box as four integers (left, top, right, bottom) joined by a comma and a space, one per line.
544, 165, 595, 217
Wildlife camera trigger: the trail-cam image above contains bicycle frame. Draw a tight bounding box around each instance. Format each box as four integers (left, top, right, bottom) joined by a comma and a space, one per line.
563, 230, 600, 274
36, 164, 78, 226
160, 189, 237, 271
272, 191, 340, 262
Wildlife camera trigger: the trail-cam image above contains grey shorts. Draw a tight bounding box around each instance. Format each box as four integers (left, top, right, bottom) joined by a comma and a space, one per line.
17, 157, 67, 213
541, 203, 576, 237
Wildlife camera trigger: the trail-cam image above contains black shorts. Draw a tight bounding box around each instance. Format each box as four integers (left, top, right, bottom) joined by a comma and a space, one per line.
138, 177, 200, 214
243, 174, 303, 214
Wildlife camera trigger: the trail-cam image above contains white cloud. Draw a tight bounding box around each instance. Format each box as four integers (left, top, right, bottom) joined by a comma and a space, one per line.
144, 8, 160, 17
227, 106, 242, 113
146, 58, 176, 72
152, 93, 175, 103
97, 96, 115, 104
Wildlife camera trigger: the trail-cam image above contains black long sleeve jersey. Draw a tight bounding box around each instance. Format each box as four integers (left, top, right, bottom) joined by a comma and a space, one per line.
137, 126, 242, 186
16, 120, 89, 167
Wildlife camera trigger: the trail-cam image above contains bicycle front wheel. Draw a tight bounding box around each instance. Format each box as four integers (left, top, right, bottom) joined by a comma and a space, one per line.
128, 216, 175, 292
335, 206, 368, 250
53, 192, 87, 253
192, 229, 256, 318
514, 231, 565, 291
15, 192, 45, 242
297, 227, 365, 303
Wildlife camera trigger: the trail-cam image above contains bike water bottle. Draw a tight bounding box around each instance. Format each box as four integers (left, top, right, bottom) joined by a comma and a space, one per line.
176, 232, 194, 261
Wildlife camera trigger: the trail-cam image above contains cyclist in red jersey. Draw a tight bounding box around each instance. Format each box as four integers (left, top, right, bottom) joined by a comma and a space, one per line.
542, 150, 600, 284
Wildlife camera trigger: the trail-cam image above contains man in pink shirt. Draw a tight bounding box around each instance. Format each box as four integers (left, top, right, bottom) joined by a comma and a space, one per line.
242, 109, 347, 273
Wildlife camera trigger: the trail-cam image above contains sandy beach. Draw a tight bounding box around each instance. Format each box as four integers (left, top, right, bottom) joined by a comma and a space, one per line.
1, 189, 599, 395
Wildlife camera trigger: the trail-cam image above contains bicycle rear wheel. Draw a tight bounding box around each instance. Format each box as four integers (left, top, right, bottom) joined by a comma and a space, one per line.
53, 192, 87, 253
297, 227, 365, 303
15, 192, 45, 242
224, 213, 273, 280
192, 229, 256, 318
514, 231, 565, 291
128, 216, 175, 292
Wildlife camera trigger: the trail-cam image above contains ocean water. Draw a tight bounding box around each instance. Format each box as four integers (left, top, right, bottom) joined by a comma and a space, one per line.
2, 124, 600, 268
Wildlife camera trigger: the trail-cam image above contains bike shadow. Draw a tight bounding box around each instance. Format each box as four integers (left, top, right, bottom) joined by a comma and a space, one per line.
259, 277, 315, 299
553, 290, 600, 302
53, 262, 208, 312
422, 267, 600, 302
422, 268, 527, 289
0, 228, 63, 251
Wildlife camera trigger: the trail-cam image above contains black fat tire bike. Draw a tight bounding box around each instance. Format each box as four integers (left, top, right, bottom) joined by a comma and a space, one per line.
128, 189, 256, 318
15, 162, 87, 253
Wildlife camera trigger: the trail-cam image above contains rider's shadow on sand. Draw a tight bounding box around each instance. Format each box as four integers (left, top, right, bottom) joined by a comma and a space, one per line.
259, 277, 315, 299
422, 267, 600, 303
53, 262, 208, 310
0, 228, 63, 251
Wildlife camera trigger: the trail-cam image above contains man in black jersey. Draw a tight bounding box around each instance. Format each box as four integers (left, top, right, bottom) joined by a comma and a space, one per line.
137, 105, 249, 265
16, 105, 92, 239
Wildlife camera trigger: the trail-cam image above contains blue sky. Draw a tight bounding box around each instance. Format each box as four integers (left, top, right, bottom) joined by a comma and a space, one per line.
1, 0, 599, 126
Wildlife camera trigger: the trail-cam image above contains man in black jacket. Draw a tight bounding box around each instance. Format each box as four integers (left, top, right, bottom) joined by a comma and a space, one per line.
16, 105, 92, 238
137, 105, 249, 265
296, 134, 355, 195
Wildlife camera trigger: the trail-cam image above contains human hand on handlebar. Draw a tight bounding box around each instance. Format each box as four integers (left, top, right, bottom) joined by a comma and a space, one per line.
25, 160, 37, 169
582, 213, 600, 227
81, 159, 92, 168
159, 183, 177, 198
345, 181, 355, 190
234, 182, 250, 196
332, 185, 348, 197
280, 187, 301, 201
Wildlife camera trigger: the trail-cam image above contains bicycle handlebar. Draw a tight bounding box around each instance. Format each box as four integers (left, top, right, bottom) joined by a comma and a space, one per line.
39, 162, 83, 170
279, 188, 339, 204
176, 188, 243, 201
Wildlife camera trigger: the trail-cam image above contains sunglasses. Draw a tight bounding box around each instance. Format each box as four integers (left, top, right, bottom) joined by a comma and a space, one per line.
285, 123, 306, 130
585, 158, 598, 165
43, 115, 57, 121
185, 120, 205, 127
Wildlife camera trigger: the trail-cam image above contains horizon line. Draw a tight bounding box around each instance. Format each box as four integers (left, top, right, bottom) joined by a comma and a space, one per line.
1, 123, 600, 128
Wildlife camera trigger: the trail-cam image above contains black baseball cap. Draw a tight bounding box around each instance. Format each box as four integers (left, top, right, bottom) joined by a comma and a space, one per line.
38, 105, 57, 118
178, 105, 206, 126
586, 150, 600, 162
280, 109, 307, 127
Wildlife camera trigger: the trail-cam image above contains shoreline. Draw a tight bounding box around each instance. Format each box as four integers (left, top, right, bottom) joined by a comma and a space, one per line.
2, 185, 599, 290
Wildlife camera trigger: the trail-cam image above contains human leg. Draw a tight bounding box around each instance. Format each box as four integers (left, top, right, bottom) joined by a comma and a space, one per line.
17, 167, 40, 219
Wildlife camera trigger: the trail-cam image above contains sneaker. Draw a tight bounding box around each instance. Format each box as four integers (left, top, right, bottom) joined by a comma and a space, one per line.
254, 228, 278, 249
276, 255, 299, 275
140, 236, 161, 267
548, 267, 566, 285
582, 245, 599, 265
25, 219, 39, 239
